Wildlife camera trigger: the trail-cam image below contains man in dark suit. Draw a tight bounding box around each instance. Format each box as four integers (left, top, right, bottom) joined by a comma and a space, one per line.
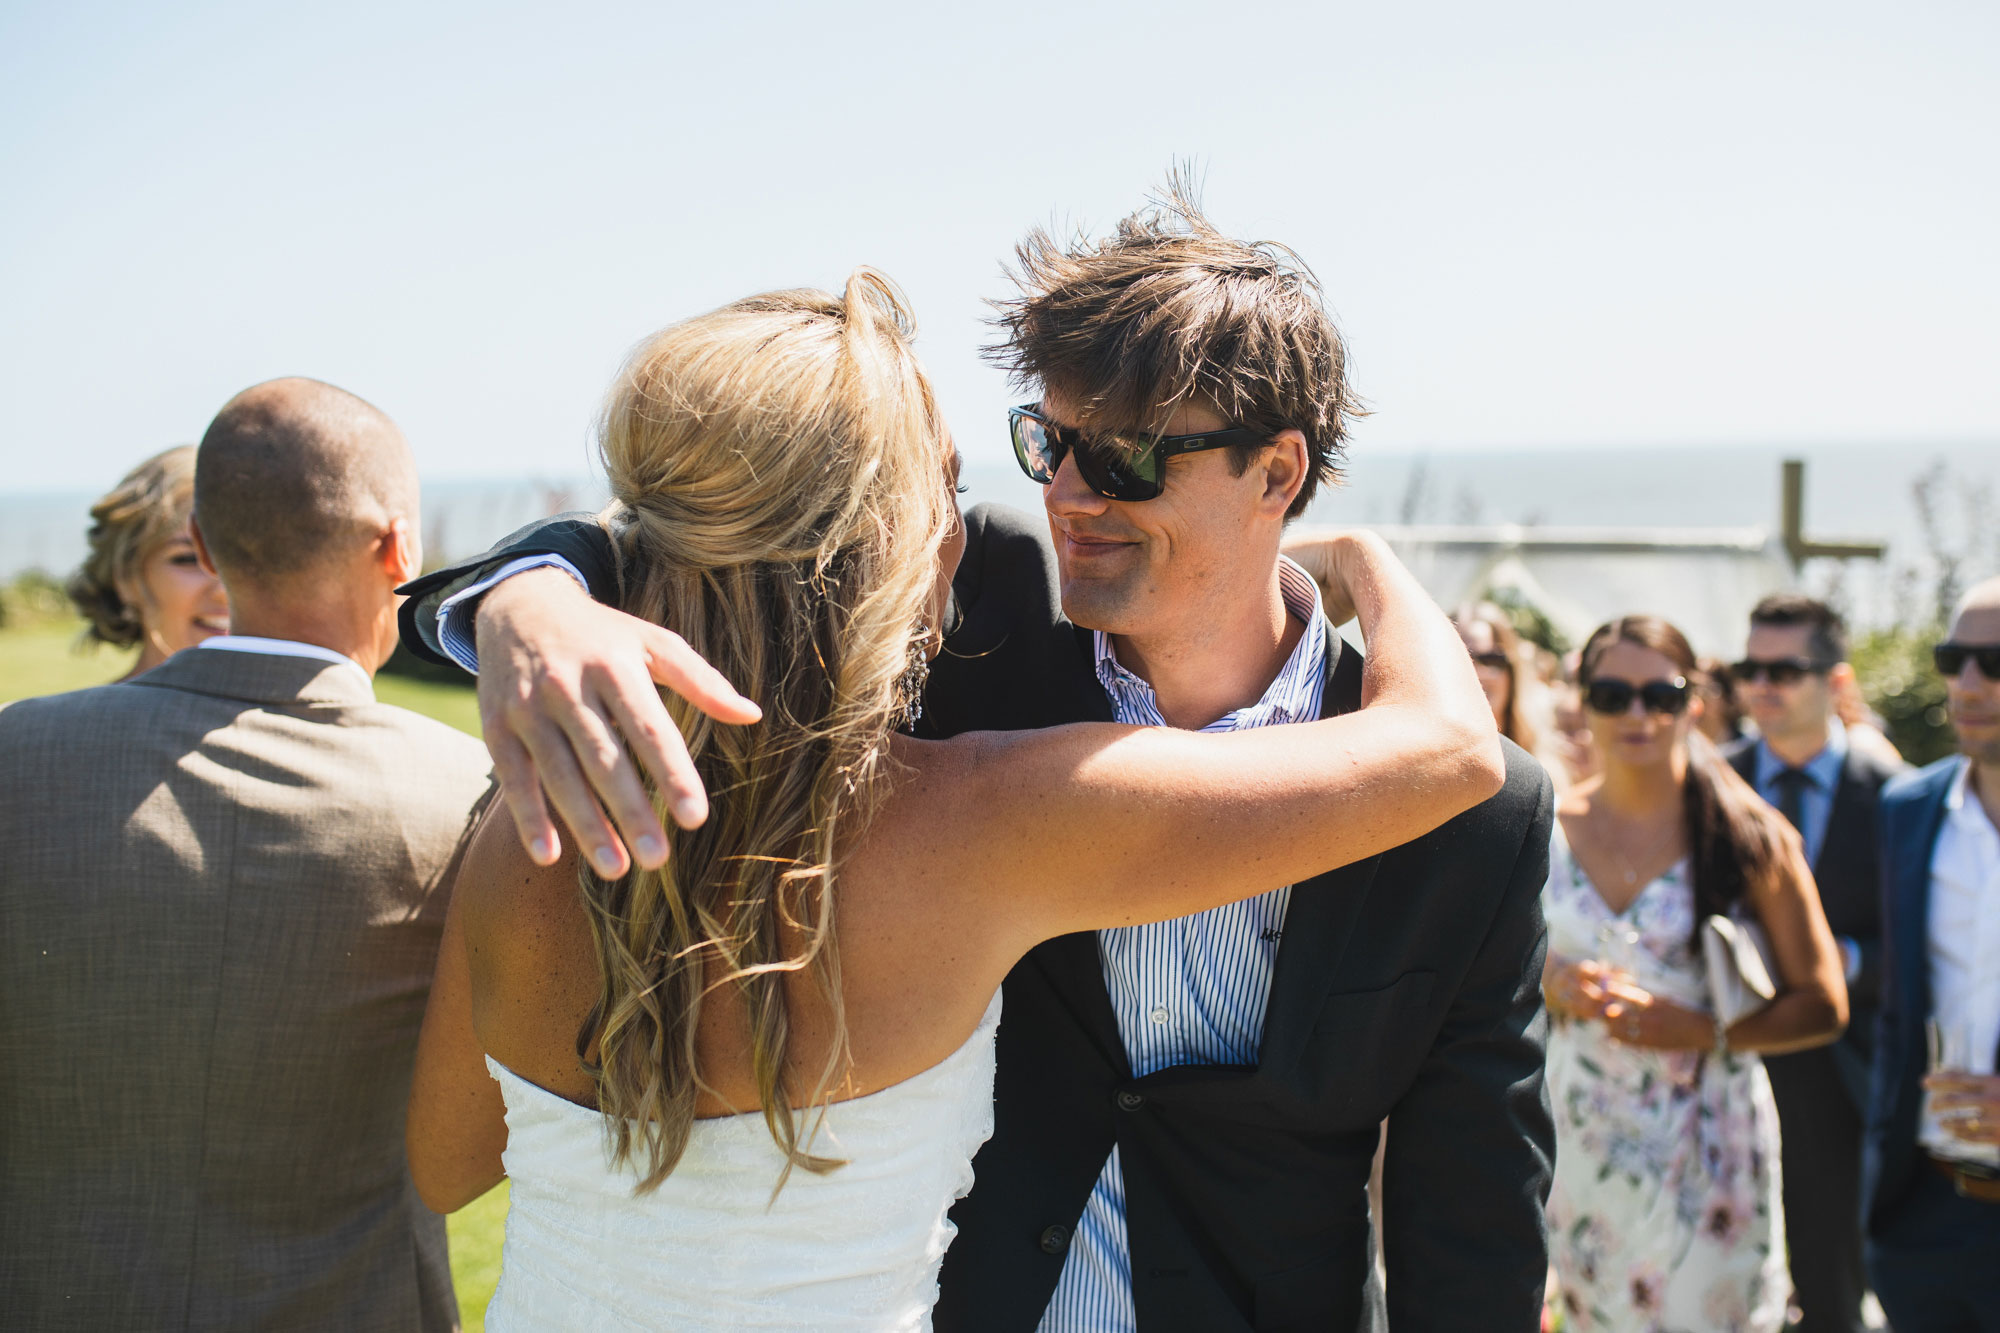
398, 193, 1556, 1331
1864, 577, 2000, 1331
1724, 593, 1904, 1333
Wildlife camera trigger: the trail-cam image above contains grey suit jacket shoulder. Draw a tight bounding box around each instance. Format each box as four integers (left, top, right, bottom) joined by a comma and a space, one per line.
0, 649, 493, 1332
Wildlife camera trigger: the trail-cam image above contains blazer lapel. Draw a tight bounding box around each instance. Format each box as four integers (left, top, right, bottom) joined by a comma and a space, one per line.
1893, 765, 1954, 1018
1816, 755, 1873, 881
1258, 857, 1383, 1071
1027, 931, 1131, 1077
1260, 636, 1380, 1071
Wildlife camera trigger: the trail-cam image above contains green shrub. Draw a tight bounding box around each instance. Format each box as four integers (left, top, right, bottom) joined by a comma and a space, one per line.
1852, 626, 1955, 766
0, 571, 71, 632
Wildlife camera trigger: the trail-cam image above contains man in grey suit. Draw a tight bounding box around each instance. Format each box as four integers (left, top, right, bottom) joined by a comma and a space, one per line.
0, 378, 493, 1330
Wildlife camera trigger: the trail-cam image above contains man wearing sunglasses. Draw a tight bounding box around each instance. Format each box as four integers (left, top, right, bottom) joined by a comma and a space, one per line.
394, 192, 1555, 1332
1864, 576, 2000, 1329
1721, 594, 1905, 1333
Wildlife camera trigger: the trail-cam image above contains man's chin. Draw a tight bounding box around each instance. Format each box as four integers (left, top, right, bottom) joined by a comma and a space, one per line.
1058, 579, 1135, 635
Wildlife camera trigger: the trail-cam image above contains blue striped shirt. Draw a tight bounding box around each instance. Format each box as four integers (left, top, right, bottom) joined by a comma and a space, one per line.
1038, 558, 1331, 1333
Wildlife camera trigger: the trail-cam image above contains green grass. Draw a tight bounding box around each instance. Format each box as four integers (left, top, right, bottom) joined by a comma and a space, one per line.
448, 1182, 510, 1330
0, 620, 508, 1324
0, 623, 129, 701
375, 672, 484, 736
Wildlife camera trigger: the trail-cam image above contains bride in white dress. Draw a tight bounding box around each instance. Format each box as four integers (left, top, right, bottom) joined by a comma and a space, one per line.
405, 271, 1508, 1331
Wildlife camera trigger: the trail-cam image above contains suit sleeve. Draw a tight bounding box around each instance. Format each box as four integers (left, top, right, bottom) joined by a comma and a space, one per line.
394, 513, 623, 669
1845, 753, 1907, 1013
1382, 761, 1556, 1332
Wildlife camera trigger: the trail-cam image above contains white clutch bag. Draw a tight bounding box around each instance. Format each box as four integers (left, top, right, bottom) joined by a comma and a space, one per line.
1702, 914, 1779, 1026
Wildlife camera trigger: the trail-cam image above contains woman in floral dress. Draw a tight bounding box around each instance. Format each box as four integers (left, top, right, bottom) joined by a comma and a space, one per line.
1542, 617, 1847, 1333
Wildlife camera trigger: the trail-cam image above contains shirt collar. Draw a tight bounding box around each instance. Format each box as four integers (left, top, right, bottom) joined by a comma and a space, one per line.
1092, 557, 1329, 729
1755, 717, 1848, 790
198, 635, 371, 681
1946, 754, 1976, 813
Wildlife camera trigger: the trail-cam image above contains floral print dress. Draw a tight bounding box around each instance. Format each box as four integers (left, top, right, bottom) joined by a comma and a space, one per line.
1543, 832, 1788, 1333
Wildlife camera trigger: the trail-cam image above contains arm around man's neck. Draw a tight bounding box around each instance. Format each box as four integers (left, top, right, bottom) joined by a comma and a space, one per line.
390, 509, 760, 884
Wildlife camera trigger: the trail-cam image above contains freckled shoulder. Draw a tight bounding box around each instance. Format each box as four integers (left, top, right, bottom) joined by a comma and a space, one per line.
454, 806, 592, 978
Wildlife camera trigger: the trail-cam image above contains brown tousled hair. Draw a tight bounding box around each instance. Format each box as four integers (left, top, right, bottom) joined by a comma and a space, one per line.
986, 175, 1361, 518
1579, 616, 1795, 943
581, 270, 955, 1193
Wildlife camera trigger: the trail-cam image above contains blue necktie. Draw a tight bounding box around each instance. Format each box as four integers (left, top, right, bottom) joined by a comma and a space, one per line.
1770, 767, 1812, 834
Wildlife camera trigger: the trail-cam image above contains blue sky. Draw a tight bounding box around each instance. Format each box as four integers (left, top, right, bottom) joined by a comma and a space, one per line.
3, 0, 1995, 495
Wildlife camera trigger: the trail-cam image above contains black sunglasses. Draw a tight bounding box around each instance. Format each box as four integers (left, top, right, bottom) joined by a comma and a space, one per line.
1008, 402, 1267, 502
1935, 642, 2000, 680
1584, 676, 1691, 717
1729, 656, 1831, 686
1470, 651, 1512, 672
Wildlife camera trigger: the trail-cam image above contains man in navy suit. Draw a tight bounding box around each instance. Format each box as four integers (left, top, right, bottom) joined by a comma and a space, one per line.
1724, 594, 1903, 1333
1865, 575, 2000, 1331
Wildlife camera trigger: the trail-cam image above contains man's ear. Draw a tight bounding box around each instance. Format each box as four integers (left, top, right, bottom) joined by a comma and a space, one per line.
379, 518, 420, 585
1829, 661, 1856, 692
190, 520, 220, 577
1259, 429, 1311, 517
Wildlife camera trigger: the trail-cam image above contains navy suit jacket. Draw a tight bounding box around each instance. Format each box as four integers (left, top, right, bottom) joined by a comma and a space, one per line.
1862, 756, 1962, 1231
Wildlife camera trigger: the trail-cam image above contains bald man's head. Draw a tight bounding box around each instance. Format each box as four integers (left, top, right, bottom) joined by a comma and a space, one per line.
1952, 575, 2000, 626
1945, 573, 2000, 767
194, 378, 419, 590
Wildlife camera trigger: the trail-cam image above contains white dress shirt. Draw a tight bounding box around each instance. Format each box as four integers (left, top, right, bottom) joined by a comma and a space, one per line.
197, 635, 372, 687
1919, 757, 2000, 1167
434, 554, 589, 672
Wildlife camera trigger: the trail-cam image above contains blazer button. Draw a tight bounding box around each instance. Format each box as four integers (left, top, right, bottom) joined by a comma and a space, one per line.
1115, 1090, 1145, 1112
1039, 1224, 1070, 1255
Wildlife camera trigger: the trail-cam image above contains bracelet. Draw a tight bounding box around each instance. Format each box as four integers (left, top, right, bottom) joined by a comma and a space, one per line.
1712, 1015, 1731, 1059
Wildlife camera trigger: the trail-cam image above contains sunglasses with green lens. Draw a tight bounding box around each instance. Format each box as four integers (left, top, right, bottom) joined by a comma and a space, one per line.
1008, 402, 1266, 502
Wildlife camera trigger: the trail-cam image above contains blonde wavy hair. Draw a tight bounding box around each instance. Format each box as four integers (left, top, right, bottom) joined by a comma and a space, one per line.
66, 445, 197, 649
581, 270, 955, 1192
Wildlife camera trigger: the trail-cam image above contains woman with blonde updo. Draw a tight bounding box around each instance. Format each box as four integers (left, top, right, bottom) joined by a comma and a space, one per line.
407, 271, 1507, 1330
66, 445, 228, 678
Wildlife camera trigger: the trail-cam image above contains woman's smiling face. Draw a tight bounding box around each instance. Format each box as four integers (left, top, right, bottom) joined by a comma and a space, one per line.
123, 527, 229, 668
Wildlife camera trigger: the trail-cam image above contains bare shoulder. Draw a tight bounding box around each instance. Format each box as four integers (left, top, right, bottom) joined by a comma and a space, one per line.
874, 732, 1008, 823
455, 804, 588, 973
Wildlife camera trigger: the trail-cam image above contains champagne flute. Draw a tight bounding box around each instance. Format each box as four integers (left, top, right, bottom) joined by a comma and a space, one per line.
1928, 1017, 1978, 1141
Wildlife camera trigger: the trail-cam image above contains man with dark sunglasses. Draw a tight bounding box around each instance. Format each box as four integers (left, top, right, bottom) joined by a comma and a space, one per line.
1722, 593, 1904, 1333
394, 188, 1554, 1332
1865, 575, 2000, 1329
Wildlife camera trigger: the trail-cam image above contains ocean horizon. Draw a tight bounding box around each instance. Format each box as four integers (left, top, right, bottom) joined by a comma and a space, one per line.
7, 438, 1993, 635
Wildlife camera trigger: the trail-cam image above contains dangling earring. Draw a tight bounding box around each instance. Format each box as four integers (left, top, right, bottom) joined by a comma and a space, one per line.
894, 624, 931, 730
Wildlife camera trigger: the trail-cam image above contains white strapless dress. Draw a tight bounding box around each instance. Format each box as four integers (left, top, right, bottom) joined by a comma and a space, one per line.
482, 990, 1001, 1332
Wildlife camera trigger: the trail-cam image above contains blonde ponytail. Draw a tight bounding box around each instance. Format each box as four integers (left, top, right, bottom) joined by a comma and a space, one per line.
580, 269, 953, 1191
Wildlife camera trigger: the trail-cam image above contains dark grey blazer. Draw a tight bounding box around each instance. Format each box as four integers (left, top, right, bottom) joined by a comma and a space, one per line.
0, 649, 493, 1331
